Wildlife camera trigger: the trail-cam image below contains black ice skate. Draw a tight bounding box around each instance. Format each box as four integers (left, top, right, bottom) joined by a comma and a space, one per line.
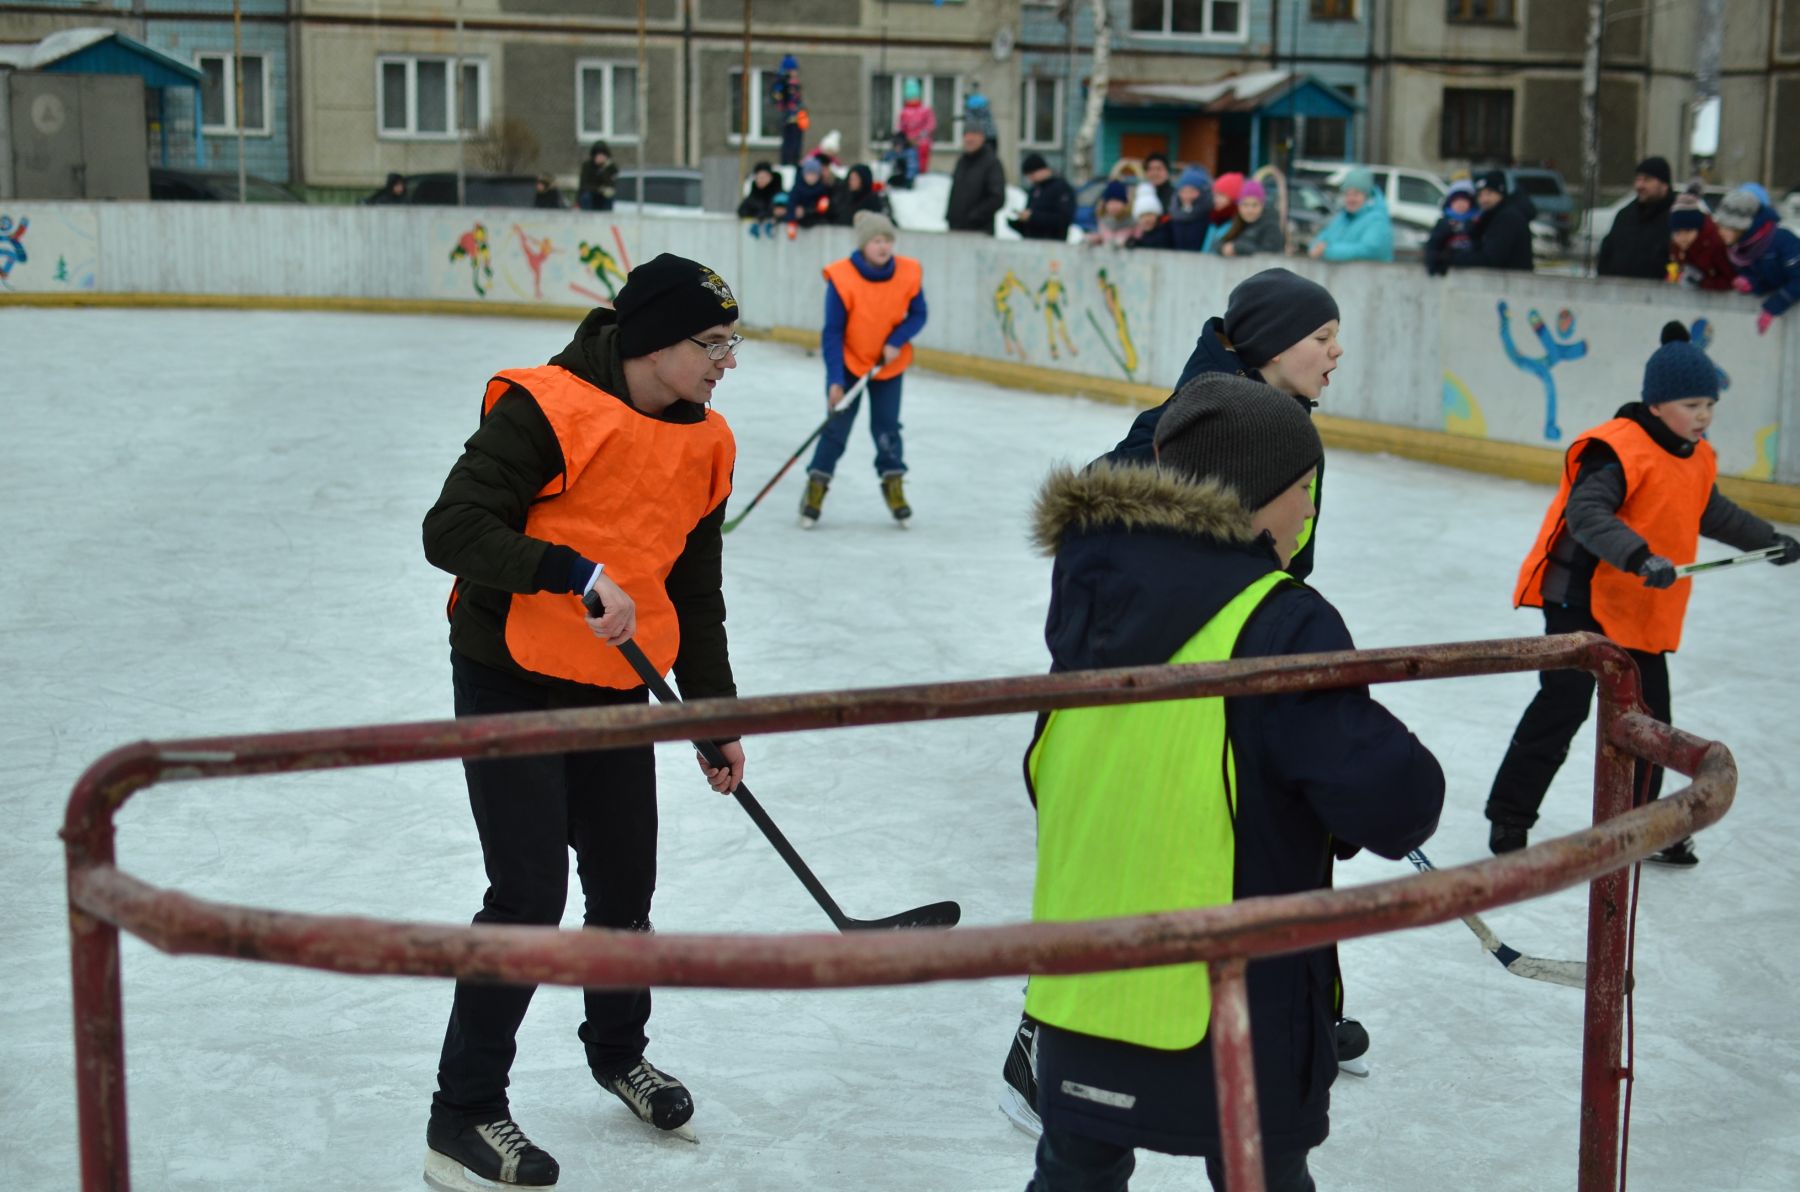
799, 470, 830, 529
1335, 1017, 1371, 1078
1646, 836, 1699, 867
999, 1014, 1041, 1139
423, 1116, 559, 1191
1489, 823, 1528, 855
880, 471, 912, 526
600, 1056, 698, 1143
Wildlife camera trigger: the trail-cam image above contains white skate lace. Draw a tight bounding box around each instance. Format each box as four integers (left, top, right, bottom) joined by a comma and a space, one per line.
479, 1119, 535, 1158
621, 1061, 676, 1102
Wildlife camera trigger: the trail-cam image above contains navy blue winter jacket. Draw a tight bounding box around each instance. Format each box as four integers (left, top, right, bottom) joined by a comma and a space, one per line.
1024, 463, 1444, 1158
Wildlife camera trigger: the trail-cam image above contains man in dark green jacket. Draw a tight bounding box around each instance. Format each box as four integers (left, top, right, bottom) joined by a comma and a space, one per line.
420, 254, 744, 1190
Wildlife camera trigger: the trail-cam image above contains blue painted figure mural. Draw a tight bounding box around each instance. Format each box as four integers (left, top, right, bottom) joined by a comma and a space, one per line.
0, 216, 28, 285
1497, 300, 1587, 441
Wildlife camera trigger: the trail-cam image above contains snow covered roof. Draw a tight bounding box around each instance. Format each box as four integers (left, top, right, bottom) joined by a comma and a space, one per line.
0, 27, 114, 70
0, 27, 201, 86
1109, 70, 1358, 116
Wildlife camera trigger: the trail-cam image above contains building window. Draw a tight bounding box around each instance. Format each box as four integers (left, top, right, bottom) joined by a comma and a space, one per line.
1446, 0, 1515, 23
197, 52, 270, 136
378, 56, 486, 139
577, 61, 638, 143
1440, 87, 1513, 160
1129, 0, 1246, 38
1311, 0, 1355, 18
1020, 77, 1063, 149
727, 67, 783, 145
872, 74, 964, 153
1303, 117, 1347, 158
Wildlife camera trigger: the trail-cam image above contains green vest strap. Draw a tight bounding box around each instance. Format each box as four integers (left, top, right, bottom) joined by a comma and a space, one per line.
1025, 570, 1289, 1051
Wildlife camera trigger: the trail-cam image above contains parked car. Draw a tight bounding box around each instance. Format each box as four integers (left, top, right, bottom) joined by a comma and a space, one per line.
401, 173, 540, 206
612, 168, 704, 209
149, 167, 304, 203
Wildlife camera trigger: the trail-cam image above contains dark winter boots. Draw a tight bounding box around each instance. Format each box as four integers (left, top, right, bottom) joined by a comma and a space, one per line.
881, 471, 912, 524
799, 470, 830, 528
424, 1116, 559, 1190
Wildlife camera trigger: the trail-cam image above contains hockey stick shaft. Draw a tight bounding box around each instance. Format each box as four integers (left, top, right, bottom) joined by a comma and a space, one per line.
1406, 849, 1586, 989
604, 634, 958, 932
1673, 545, 1783, 577
720, 370, 875, 535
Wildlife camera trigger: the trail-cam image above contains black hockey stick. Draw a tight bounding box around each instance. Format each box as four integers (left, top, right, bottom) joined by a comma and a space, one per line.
1406, 849, 1586, 989
720, 370, 874, 535
588, 611, 959, 931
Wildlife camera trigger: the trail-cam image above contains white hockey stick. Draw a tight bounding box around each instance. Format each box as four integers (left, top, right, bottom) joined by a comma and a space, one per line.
1406, 849, 1587, 989
1674, 545, 1784, 577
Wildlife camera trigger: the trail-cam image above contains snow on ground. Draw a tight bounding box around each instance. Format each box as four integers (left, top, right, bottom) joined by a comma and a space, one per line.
2, 306, 1797, 1192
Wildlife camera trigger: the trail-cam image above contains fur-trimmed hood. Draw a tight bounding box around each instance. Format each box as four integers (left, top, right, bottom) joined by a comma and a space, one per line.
1031, 460, 1257, 556
1031, 461, 1284, 676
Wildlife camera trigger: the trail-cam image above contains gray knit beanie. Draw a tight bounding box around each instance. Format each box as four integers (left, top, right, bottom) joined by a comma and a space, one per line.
1153, 374, 1323, 511
1714, 187, 1761, 232
1222, 268, 1340, 369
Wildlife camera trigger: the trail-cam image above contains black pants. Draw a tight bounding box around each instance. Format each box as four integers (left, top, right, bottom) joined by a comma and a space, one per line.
433, 653, 658, 1126
1027, 1126, 1315, 1192
1486, 604, 1672, 831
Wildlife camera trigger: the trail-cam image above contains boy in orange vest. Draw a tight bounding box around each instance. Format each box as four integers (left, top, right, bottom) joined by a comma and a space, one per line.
799, 209, 929, 527
1488, 323, 1797, 865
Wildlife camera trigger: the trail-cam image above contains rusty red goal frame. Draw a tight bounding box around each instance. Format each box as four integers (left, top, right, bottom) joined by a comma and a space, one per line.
62, 631, 1736, 1192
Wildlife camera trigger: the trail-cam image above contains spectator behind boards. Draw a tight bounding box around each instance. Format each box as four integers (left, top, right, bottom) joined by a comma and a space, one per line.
1447, 170, 1534, 272
1008, 153, 1075, 241
1714, 187, 1800, 335
1306, 168, 1394, 263
946, 127, 1006, 235
1598, 156, 1675, 280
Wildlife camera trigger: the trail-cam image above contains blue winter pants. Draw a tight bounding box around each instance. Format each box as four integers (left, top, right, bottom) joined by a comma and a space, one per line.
806, 373, 906, 478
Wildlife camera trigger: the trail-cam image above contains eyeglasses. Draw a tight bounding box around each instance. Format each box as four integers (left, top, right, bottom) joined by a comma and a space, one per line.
687, 334, 744, 361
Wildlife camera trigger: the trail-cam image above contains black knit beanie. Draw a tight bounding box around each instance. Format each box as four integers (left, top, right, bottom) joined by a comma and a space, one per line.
1153, 374, 1323, 511
1222, 268, 1340, 369
614, 254, 740, 358
1634, 156, 1672, 186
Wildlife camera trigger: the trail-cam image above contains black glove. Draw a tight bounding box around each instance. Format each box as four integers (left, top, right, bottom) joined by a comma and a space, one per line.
1771, 534, 1800, 566
1638, 555, 1677, 589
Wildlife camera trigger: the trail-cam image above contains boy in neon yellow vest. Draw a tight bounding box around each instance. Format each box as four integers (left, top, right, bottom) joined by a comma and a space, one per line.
1022, 375, 1444, 1192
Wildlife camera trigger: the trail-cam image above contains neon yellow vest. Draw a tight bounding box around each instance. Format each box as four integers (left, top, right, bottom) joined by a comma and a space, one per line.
1024, 571, 1289, 1051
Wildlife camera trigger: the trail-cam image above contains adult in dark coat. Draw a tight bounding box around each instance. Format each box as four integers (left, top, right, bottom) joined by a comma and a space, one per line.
1024, 378, 1444, 1192
736, 161, 782, 221
946, 129, 1006, 234
365, 172, 407, 204
1008, 153, 1075, 240
829, 164, 889, 226
1598, 156, 1676, 280
1451, 170, 1537, 272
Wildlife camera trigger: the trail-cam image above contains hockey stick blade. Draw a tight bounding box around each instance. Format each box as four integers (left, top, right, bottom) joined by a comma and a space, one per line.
605, 634, 961, 932
1406, 849, 1587, 989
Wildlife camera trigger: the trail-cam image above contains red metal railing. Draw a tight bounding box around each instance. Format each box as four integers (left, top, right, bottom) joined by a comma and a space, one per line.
63, 632, 1736, 1192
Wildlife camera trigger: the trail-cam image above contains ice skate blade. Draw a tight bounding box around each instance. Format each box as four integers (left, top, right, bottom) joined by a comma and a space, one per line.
423, 1148, 558, 1191
1337, 1057, 1371, 1078
798, 516, 818, 530
999, 1085, 1042, 1140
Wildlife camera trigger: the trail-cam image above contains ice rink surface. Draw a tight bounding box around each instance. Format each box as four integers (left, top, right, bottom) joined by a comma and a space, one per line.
3, 306, 1797, 1192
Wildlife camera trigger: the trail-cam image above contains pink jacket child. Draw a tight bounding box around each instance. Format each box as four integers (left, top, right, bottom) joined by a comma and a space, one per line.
897, 80, 937, 173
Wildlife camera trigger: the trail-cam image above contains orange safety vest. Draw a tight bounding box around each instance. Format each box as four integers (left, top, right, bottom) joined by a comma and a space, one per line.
470, 365, 734, 689
823, 255, 922, 381
1513, 417, 1714, 654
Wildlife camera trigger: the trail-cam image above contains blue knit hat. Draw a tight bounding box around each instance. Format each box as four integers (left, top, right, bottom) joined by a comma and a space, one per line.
1176, 166, 1212, 193
1101, 179, 1129, 204
1642, 323, 1719, 405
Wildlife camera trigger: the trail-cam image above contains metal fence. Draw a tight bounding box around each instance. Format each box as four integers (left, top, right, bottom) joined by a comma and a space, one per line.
62, 631, 1736, 1192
